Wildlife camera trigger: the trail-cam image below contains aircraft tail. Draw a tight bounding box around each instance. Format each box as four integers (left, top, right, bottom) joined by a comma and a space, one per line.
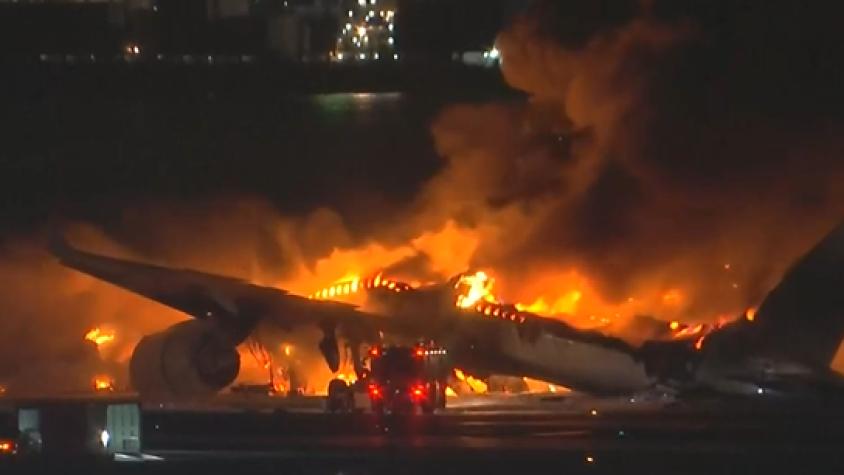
755, 221, 844, 369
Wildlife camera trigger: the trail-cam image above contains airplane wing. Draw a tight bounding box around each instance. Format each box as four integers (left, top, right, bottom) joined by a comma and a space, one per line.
49, 235, 384, 345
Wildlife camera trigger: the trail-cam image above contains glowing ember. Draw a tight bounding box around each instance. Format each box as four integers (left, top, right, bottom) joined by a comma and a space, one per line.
668, 320, 680, 331
694, 335, 706, 351
282, 344, 293, 357
93, 375, 114, 391
84, 327, 115, 346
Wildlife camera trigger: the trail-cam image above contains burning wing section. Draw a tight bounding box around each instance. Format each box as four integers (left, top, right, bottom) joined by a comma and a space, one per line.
50, 236, 384, 397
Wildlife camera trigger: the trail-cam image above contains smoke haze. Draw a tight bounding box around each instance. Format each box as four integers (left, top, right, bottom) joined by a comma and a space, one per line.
1, 0, 842, 391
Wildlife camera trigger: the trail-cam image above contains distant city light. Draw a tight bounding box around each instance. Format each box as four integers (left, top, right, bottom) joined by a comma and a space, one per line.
336, 3, 397, 64
393, 53, 399, 60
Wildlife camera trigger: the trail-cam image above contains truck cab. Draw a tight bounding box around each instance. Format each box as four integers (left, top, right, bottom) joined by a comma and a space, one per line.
327, 344, 449, 414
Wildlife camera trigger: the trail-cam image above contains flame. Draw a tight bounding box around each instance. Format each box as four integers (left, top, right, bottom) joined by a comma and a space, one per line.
453, 368, 488, 393
445, 386, 458, 397
673, 323, 705, 339
517, 290, 583, 316
523, 377, 572, 394
455, 271, 497, 308
745, 307, 757, 322
308, 272, 411, 300
84, 327, 115, 346
694, 335, 706, 351
669, 320, 680, 331
93, 375, 114, 391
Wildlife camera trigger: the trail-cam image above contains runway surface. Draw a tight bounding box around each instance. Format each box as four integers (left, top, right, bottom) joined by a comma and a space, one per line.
4, 395, 844, 474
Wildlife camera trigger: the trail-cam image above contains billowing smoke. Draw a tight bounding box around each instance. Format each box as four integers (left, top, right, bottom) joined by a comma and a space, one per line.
1, 0, 843, 392
420, 0, 844, 322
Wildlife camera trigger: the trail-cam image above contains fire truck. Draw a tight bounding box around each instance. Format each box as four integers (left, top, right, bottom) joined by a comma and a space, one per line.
327, 344, 449, 414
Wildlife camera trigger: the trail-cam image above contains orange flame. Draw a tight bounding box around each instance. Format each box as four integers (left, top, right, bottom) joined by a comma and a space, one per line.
336, 372, 358, 384
84, 327, 115, 346
517, 290, 583, 316
745, 307, 757, 322
93, 375, 114, 391
454, 271, 497, 308
673, 323, 705, 339
308, 272, 411, 300
453, 368, 488, 393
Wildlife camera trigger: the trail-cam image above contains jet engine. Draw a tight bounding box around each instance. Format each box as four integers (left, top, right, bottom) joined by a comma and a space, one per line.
130, 320, 240, 398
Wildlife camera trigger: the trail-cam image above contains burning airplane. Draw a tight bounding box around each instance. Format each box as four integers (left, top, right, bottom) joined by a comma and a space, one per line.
49, 221, 844, 400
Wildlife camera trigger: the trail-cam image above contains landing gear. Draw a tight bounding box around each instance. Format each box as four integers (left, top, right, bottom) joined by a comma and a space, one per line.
326, 378, 353, 413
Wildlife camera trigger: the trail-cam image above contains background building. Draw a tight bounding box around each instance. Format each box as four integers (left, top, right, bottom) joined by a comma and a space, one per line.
333, 0, 398, 62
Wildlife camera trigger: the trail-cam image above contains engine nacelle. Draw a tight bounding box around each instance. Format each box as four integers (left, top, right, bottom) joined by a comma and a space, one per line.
130, 320, 240, 398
